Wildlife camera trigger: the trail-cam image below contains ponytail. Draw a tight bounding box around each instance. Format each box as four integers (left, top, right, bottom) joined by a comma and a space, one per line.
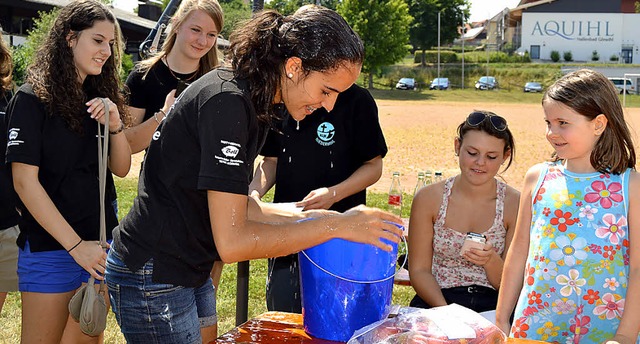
230, 11, 284, 124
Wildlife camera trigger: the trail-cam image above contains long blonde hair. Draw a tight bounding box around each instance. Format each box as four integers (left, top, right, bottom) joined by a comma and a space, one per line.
138, 0, 224, 78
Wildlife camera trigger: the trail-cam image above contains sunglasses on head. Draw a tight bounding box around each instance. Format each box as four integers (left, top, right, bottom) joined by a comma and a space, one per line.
466, 111, 507, 132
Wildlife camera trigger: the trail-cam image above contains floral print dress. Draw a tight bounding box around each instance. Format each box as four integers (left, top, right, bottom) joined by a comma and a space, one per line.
511, 162, 632, 343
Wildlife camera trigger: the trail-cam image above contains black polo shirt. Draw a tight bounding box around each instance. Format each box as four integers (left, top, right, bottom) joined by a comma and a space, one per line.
114, 69, 267, 287
5, 84, 117, 251
0, 91, 19, 230
126, 61, 196, 122
261, 84, 387, 212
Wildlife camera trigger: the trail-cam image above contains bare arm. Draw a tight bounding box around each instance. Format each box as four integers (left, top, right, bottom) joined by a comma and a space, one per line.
609, 171, 640, 344
297, 155, 383, 210
408, 184, 448, 307
124, 90, 175, 154
249, 156, 277, 198
12, 163, 106, 280
208, 190, 403, 263
495, 165, 541, 333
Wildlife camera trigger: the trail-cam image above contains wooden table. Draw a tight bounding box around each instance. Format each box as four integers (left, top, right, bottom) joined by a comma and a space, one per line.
215, 311, 548, 344
214, 311, 342, 343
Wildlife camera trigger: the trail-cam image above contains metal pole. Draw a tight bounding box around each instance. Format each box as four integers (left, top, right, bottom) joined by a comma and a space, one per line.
235, 261, 250, 325
461, 16, 464, 90
437, 12, 441, 85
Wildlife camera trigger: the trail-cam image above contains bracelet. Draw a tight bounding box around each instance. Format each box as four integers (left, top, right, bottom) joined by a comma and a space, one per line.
109, 122, 125, 135
67, 239, 82, 253
153, 110, 166, 125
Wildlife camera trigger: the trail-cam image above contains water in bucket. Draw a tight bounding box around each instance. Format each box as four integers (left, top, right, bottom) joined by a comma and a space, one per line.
298, 223, 402, 342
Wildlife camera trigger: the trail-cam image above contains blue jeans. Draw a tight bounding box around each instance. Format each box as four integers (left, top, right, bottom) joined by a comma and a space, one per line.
106, 247, 216, 343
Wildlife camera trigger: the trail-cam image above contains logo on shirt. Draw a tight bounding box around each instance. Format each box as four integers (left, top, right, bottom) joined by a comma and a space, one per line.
222, 145, 239, 158
215, 140, 244, 166
7, 128, 23, 146
152, 130, 161, 141
315, 122, 335, 147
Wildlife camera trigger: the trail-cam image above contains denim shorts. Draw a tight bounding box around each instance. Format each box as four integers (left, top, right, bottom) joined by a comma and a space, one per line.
106, 246, 217, 344
17, 240, 103, 293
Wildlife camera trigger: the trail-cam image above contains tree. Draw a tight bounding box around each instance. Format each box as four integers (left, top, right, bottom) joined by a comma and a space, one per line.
12, 8, 60, 85
636, 1, 640, 13
219, 0, 252, 39
265, 0, 338, 15
408, 0, 469, 66
338, 0, 412, 89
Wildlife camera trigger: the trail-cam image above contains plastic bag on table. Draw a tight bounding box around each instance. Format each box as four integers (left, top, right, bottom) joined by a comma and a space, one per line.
348, 304, 506, 344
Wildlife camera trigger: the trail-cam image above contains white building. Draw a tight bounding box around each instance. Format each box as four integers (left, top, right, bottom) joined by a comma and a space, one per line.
511, 0, 639, 63
521, 12, 639, 63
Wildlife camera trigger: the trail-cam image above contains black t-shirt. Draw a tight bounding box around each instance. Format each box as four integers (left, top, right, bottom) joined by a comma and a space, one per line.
5, 84, 117, 251
260, 84, 387, 212
114, 69, 267, 287
126, 61, 197, 122
0, 90, 19, 230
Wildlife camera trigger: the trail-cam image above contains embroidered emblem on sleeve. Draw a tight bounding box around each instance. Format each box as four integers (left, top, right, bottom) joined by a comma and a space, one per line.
215, 140, 244, 166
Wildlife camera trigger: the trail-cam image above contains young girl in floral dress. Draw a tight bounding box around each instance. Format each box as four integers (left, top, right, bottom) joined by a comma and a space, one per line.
496, 69, 640, 344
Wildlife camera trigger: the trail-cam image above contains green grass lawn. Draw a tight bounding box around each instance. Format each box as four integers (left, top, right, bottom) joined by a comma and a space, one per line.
0, 181, 416, 343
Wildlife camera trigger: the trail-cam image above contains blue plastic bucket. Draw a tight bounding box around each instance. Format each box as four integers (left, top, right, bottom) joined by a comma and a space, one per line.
298, 223, 402, 342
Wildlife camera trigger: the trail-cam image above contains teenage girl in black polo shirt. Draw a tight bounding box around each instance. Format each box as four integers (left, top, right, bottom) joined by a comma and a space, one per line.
5, 1, 131, 342
0, 30, 18, 315
106, 7, 402, 343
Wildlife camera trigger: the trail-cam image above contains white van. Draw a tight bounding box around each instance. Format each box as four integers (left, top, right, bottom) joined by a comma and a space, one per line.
608, 77, 635, 94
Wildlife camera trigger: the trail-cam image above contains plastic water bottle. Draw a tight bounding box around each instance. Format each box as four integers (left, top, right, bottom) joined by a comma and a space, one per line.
425, 170, 433, 185
434, 171, 443, 183
414, 172, 427, 196
388, 172, 402, 216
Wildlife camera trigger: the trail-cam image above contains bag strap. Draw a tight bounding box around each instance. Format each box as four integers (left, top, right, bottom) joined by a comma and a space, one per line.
97, 98, 109, 247
96, 98, 110, 290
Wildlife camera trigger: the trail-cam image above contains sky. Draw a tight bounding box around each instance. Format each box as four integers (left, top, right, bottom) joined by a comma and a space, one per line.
113, 0, 523, 23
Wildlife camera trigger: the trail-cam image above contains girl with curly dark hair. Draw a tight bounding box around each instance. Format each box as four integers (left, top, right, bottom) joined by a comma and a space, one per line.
106, 6, 403, 343
5, 0, 131, 342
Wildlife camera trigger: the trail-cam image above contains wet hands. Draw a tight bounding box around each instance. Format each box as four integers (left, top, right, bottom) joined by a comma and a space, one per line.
68, 240, 109, 280
461, 242, 496, 267
297, 187, 336, 210
339, 205, 403, 251
86, 97, 122, 132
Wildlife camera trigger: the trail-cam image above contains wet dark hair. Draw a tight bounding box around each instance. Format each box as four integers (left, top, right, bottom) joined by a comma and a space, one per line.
27, 0, 129, 133
228, 7, 364, 123
543, 69, 635, 174
456, 110, 516, 172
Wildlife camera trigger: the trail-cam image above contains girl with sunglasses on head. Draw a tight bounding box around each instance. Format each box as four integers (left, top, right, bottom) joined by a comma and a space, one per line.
408, 110, 519, 313
5, 0, 131, 342
496, 69, 640, 344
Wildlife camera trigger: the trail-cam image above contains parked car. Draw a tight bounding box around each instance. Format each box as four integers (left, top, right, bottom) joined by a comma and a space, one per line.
608, 77, 635, 94
429, 78, 449, 90
396, 77, 416, 90
475, 76, 498, 90
523, 82, 543, 93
